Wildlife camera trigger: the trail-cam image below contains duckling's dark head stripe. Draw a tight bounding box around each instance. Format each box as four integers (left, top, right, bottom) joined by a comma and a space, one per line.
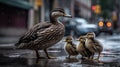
52, 8, 65, 13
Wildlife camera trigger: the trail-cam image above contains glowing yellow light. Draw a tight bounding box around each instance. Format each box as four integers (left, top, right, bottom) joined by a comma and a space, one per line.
35, 0, 42, 7
107, 22, 112, 27
99, 21, 104, 27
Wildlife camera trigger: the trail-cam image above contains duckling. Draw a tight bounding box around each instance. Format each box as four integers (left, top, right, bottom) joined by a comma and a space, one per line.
15, 8, 72, 59
85, 32, 103, 61
64, 36, 78, 59
76, 36, 92, 60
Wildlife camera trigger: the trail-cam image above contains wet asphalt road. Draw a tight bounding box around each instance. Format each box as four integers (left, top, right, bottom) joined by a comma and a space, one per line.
0, 34, 120, 67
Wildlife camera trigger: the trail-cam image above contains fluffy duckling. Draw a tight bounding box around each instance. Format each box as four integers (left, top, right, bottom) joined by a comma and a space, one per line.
15, 8, 72, 59
64, 36, 78, 59
76, 36, 92, 60
85, 32, 103, 60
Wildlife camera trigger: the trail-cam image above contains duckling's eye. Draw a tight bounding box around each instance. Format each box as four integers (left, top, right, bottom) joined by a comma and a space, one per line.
90, 33, 93, 35
66, 39, 68, 40
89, 34, 91, 35
80, 38, 83, 39
88, 34, 93, 36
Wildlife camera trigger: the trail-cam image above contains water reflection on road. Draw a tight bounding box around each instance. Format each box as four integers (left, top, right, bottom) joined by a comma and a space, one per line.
0, 35, 120, 67
0, 49, 120, 67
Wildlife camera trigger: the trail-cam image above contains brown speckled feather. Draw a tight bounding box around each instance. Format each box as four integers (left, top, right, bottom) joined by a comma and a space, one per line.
15, 8, 71, 59
16, 22, 51, 44
16, 22, 65, 50
93, 39, 103, 52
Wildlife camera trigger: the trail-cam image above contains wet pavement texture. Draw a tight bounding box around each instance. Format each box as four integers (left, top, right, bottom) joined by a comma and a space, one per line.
0, 50, 120, 67
0, 35, 120, 67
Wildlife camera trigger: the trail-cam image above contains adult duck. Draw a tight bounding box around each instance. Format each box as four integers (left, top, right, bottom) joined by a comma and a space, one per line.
15, 8, 72, 59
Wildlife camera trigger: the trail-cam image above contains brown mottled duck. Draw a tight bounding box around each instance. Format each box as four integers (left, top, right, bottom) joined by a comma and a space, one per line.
76, 36, 92, 60
85, 32, 103, 61
15, 8, 72, 59
64, 36, 78, 59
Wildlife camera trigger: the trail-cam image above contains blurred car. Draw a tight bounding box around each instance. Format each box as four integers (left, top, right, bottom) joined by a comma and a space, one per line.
65, 18, 98, 37
97, 20, 113, 35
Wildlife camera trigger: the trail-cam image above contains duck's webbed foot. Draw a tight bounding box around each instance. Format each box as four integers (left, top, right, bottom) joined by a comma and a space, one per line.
94, 52, 101, 61
89, 52, 94, 60
94, 58, 99, 60
44, 49, 56, 59
47, 56, 56, 59
35, 50, 46, 59
81, 56, 86, 60
37, 56, 46, 59
94, 57, 100, 62
66, 55, 71, 59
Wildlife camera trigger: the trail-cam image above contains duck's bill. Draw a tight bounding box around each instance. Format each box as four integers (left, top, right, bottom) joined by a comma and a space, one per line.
64, 14, 72, 18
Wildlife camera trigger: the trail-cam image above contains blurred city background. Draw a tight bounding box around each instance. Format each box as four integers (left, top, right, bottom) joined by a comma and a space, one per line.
0, 0, 120, 42
0, 0, 120, 67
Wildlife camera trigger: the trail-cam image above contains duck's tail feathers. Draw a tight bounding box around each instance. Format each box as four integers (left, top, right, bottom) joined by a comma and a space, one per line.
14, 42, 21, 49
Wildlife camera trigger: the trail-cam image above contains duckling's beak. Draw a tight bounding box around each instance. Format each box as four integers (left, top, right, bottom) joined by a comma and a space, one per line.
76, 39, 79, 41
63, 40, 66, 42
63, 14, 72, 18
84, 36, 87, 38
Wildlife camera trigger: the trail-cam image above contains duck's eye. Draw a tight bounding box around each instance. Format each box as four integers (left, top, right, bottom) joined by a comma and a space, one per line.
52, 12, 58, 16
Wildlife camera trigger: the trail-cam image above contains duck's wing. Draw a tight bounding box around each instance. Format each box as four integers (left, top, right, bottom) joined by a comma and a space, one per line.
94, 39, 102, 46
15, 22, 52, 46
93, 39, 103, 51
71, 43, 78, 54
71, 43, 77, 49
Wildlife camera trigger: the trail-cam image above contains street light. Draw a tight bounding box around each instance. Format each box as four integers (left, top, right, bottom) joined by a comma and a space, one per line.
92, 5, 101, 14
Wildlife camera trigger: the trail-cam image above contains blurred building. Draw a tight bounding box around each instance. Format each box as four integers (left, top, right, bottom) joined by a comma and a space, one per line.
75, 0, 92, 20
0, 0, 45, 37
0, 0, 46, 43
43, 0, 72, 21
115, 0, 120, 32
0, 0, 33, 36
43, 0, 92, 21
0, 0, 93, 43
